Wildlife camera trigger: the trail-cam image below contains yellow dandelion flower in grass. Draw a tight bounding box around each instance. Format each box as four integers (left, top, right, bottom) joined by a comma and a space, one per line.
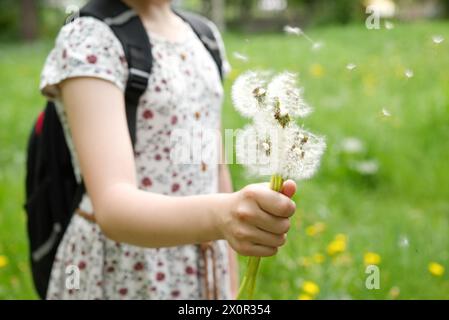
302, 281, 320, 296
335, 234, 347, 242
0, 255, 9, 268
332, 253, 353, 267
305, 222, 326, 237
428, 262, 445, 277
297, 293, 313, 300
327, 234, 347, 256
364, 252, 381, 266
388, 286, 400, 300
312, 253, 325, 264
309, 63, 324, 78
298, 256, 313, 268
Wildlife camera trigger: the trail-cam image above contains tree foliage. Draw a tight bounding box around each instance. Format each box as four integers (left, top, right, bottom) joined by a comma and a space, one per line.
0, 0, 20, 40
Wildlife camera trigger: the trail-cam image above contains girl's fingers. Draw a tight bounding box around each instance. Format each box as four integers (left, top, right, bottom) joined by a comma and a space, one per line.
281, 179, 297, 199
251, 186, 295, 218
247, 225, 286, 248
251, 209, 290, 235
246, 244, 278, 257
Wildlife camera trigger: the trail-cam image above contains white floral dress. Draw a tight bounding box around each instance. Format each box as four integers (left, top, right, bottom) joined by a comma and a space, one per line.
40, 16, 232, 300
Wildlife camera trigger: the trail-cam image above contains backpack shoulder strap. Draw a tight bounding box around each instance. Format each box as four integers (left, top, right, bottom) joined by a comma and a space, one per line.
174, 9, 224, 80
80, 0, 152, 147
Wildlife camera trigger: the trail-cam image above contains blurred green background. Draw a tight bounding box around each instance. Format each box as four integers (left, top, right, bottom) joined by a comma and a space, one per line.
1, 0, 449, 299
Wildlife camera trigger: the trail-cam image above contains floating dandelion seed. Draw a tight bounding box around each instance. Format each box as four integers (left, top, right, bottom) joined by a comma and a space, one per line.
283, 25, 302, 36
432, 35, 444, 44
346, 63, 357, 71
312, 41, 324, 51
405, 69, 414, 78
382, 108, 391, 117
233, 51, 249, 62
341, 137, 364, 154
353, 159, 379, 175
385, 21, 395, 30
398, 235, 409, 248
283, 25, 315, 45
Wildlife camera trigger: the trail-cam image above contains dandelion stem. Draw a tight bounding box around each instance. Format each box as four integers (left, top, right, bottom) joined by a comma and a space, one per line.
236, 174, 284, 300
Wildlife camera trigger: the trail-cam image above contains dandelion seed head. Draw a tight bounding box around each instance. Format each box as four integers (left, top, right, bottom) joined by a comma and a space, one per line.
281, 126, 326, 179
232, 71, 267, 117
262, 142, 270, 151
236, 124, 325, 180
432, 35, 444, 44
277, 103, 289, 117
267, 72, 312, 118
236, 125, 273, 176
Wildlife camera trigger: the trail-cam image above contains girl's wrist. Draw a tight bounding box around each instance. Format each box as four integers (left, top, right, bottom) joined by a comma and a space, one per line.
210, 192, 234, 241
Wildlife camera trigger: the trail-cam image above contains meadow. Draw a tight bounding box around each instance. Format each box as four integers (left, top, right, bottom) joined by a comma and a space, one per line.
1, 21, 449, 299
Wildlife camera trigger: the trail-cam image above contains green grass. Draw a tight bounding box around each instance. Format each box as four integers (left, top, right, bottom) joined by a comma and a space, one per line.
1, 21, 449, 299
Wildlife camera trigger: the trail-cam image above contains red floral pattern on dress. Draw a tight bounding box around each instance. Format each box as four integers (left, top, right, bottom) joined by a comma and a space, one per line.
143, 109, 154, 119
141, 177, 152, 187
134, 262, 144, 271
86, 54, 97, 64
156, 272, 165, 281
171, 183, 180, 193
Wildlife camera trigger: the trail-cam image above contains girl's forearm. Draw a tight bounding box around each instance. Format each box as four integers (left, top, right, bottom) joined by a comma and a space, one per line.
218, 163, 234, 194
94, 182, 230, 248
218, 164, 240, 297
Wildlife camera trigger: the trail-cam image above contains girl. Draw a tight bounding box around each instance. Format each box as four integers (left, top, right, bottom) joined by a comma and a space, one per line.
40, 0, 297, 299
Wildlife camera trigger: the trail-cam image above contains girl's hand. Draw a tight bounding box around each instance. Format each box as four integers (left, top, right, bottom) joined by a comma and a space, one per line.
218, 180, 297, 257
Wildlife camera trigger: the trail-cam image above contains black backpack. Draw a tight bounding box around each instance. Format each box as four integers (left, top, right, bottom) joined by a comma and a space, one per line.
24, 0, 223, 299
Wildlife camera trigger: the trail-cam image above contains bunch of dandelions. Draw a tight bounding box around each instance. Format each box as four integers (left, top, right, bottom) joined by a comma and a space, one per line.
233, 71, 326, 300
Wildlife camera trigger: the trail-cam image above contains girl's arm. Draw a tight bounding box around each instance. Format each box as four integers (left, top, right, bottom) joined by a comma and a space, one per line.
61, 77, 296, 254
218, 163, 239, 298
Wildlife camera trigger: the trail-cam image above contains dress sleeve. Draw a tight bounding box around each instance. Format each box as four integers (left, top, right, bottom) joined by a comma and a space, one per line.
40, 17, 128, 100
